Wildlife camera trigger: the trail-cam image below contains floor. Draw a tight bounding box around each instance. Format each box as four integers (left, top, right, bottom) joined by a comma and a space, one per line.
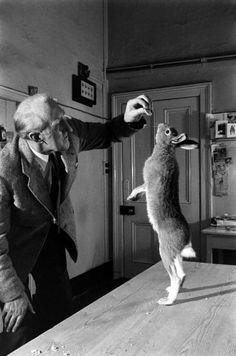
72, 278, 128, 313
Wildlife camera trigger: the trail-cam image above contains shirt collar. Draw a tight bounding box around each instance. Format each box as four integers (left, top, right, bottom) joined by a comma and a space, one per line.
30, 146, 49, 163
29, 145, 68, 173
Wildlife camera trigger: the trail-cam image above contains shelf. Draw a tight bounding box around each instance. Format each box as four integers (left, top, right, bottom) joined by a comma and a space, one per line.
202, 226, 236, 235
210, 138, 236, 144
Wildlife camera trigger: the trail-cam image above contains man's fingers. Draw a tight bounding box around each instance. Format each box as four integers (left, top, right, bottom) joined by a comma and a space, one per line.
5, 313, 16, 332
1, 308, 7, 320
124, 94, 152, 123
132, 97, 149, 110
131, 97, 152, 116
3, 309, 11, 329
132, 107, 152, 117
144, 108, 152, 116
6, 314, 22, 333
137, 94, 152, 107
4, 312, 25, 332
133, 107, 149, 117
12, 315, 24, 333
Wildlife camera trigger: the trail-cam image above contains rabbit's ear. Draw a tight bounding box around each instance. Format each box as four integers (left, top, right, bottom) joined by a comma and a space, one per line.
171, 133, 186, 145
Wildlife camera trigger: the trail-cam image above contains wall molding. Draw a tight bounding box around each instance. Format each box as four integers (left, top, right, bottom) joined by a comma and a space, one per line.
0, 85, 28, 102
107, 53, 236, 73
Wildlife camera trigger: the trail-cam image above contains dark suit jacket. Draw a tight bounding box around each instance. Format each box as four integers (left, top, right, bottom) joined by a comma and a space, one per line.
0, 114, 145, 303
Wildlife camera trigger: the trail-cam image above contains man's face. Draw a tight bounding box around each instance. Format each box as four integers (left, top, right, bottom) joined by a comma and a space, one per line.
39, 103, 71, 153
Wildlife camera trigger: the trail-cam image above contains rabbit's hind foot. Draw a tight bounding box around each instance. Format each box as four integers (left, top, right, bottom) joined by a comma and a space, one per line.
157, 286, 179, 305
159, 279, 180, 305
157, 296, 176, 306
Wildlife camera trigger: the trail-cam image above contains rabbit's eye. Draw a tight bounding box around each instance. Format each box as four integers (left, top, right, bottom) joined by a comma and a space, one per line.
165, 129, 171, 136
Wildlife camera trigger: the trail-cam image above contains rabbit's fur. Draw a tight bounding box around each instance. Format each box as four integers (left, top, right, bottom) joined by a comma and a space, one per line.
127, 123, 196, 305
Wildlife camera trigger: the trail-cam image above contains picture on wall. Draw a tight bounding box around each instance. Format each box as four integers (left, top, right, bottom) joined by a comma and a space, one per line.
227, 123, 236, 138
215, 120, 227, 138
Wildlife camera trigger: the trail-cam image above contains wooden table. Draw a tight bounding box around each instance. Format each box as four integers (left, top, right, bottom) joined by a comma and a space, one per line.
202, 226, 236, 263
9, 262, 236, 356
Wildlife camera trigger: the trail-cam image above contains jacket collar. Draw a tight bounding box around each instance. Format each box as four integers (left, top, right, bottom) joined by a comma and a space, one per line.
18, 137, 78, 208
18, 138, 53, 213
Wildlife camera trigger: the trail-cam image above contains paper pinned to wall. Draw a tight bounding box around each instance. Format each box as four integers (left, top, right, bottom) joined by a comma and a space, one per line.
211, 144, 229, 196
213, 161, 228, 196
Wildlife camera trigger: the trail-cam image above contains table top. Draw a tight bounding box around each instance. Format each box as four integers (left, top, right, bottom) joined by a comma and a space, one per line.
202, 226, 236, 235
9, 262, 236, 356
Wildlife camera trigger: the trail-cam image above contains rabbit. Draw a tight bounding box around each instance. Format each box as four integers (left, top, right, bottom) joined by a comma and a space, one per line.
127, 123, 198, 305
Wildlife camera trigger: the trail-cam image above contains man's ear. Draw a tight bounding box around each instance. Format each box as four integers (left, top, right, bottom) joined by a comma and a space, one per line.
28, 132, 44, 143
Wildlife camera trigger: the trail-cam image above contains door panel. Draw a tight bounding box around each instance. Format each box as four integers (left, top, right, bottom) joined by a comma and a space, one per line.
131, 222, 155, 264
122, 96, 200, 278
0, 98, 17, 131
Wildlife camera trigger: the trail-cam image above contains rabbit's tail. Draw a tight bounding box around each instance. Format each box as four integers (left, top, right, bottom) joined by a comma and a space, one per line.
181, 244, 196, 259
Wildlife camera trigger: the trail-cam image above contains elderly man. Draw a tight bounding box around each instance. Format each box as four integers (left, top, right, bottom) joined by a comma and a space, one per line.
0, 93, 152, 354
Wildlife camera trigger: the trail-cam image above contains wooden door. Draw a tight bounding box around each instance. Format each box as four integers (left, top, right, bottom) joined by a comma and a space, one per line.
112, 83, 211, 279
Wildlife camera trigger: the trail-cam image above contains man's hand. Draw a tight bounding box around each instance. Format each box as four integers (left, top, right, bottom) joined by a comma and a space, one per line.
2, 291, 35, 332
124, 94, 152, 123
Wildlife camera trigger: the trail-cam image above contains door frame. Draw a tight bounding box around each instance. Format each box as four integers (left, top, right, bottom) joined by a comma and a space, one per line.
112, 82, 212, 279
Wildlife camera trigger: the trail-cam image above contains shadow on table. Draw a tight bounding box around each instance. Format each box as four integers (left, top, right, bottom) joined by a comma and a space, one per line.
174, 280, 236, 304
181, 280, 236, 293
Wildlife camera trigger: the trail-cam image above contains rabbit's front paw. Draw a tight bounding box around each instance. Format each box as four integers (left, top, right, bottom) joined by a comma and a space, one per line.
127, 192, 136, 201
127, 184, 146, 201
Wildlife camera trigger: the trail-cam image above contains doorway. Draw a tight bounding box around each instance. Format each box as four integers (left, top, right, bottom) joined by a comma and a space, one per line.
112, 83, 212, 279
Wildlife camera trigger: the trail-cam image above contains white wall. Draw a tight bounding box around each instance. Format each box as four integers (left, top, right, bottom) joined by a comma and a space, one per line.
0, 0, 107, 113
0, 0, 109, 278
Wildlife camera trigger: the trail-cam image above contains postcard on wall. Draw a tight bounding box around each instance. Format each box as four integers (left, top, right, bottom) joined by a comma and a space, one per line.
206, 112, 236, 139
227, 123, 236, 138
212, 161, 228, 196
215, 120, 228, 138
211, 144, 229, 196
224, 112, 236, 122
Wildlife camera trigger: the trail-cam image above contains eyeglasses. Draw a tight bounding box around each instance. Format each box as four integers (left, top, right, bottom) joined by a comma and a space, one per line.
22, 113, 73, 142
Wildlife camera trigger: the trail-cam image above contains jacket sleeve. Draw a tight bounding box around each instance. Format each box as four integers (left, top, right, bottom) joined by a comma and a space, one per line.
68, 114, 146, 152
0, 177, 25, 303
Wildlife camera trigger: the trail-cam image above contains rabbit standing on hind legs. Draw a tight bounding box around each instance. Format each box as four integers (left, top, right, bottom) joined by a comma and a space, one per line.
127, 123, 198, 305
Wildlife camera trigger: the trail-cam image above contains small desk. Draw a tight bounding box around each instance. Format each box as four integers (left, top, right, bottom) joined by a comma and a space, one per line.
202, 226, 236, 263
9, 262, 236, 356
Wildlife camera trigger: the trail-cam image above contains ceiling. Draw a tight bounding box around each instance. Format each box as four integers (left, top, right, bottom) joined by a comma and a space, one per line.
108, 0, 236, 69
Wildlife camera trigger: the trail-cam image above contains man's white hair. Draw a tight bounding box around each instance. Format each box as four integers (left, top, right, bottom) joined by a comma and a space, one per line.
14, 93, 63, 138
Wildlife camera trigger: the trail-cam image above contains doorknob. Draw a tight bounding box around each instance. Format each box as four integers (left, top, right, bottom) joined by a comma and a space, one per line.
120, 205, 135, 215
